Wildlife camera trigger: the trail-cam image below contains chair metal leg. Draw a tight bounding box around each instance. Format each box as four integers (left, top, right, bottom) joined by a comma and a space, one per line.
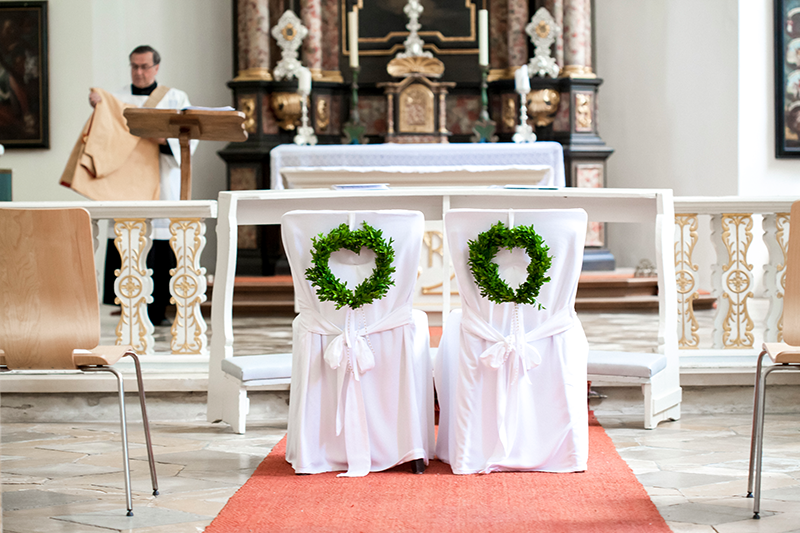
750, 364, 800, 519
126, 351, 159, 496
747, 350, 767, 498
82, 366, 134, 516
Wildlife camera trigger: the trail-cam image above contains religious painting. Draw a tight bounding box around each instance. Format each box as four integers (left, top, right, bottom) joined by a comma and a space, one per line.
0, 2, 48, 149
776, 0, 800, 157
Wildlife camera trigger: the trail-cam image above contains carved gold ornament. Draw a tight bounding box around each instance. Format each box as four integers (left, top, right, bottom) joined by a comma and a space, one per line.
113, 218, 154, 354
239, 95, 257, 134
387, 56, 445, 78
399, 83, 435, 133
717, 213, 755, 348
675, 214, 700, 348
526, 89, 561, 127
282, 23, 297, 41
503, 96, 517, 130
271, 92, 303, 130
234, 67, 273, 82
536, 21, 550, 39
315, 97, 330, 131
575, 93, 593, 132
169, 218, 208, 355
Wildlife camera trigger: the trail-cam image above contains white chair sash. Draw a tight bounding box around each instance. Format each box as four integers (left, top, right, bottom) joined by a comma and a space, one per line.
297, 304, 414, 477
460, 304, 579, 469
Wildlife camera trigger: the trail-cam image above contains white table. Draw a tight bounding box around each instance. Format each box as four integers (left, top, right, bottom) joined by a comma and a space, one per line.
269, 142, 566, 190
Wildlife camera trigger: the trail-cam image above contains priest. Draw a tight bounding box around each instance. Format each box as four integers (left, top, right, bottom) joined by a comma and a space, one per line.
90, 45, 198, 326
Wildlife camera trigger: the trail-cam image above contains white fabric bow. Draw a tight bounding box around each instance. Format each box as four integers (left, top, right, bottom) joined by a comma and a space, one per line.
461, 304, 578, 468
298, 304, 413, 477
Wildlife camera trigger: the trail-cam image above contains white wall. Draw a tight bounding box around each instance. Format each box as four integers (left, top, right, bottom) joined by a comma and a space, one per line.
738, 0, 800, 195
595, 0, 739, 270
1, 0, 232, 266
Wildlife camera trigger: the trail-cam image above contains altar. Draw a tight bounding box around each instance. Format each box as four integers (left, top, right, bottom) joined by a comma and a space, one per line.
269, 142, 566, 190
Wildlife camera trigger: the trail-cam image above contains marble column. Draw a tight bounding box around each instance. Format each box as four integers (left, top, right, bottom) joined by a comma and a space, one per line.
562, 0, 593, 77
506, 0, 529, 67
300, 0, 323, 78
543, 0, 564, 68
236, 0, 272, 80
488, 0, 508, 69
320, 0, 340, 76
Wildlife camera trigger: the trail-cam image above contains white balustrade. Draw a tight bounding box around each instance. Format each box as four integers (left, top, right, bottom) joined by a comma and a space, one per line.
674, 198, 794, 355
7, 201, 216, 356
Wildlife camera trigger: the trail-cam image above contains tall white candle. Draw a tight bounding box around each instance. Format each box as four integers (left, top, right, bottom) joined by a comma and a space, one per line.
348, 10, 359, 68
298, 67, 312, 94
515, 64, 530, 93
478, 9, 488, 67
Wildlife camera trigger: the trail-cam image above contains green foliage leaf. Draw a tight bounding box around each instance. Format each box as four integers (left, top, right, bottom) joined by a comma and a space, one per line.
467, 221, 552, 308
305, 222, 396, 310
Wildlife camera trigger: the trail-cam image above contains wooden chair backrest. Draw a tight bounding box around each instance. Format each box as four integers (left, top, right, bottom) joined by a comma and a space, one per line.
0, 208, 100, 369
784, 201, 800, 346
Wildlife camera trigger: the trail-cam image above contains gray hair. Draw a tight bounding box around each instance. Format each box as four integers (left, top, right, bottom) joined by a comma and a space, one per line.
130, 45, 161, 65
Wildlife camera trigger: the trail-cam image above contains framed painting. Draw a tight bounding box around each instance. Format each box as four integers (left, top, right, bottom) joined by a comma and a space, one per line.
0, 1, 48, 149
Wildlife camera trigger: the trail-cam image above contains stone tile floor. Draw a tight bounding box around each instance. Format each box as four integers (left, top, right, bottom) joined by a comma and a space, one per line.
2, 306, 799, 532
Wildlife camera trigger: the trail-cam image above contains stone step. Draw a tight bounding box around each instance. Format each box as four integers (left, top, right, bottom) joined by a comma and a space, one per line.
204, 272, 715, 315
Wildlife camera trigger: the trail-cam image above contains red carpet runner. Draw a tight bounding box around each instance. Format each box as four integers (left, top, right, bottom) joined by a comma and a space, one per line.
205, 414, 670, 533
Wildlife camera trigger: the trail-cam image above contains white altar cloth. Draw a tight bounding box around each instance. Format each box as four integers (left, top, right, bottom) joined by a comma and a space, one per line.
269, 142, 566, 190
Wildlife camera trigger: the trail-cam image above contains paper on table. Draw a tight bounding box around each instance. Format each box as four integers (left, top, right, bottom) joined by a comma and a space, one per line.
182, 106, 236, 111
332, 183, 390, 190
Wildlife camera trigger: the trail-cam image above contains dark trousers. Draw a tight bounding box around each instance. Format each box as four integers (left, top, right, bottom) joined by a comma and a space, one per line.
103, 238, 176, 324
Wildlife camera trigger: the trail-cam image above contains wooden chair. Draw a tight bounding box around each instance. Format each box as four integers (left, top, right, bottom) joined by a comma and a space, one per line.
0, 207, 158, 516
747, 199, 800, 519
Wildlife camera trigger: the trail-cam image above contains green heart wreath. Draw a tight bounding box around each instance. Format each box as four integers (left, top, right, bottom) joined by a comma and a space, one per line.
468, 221, 552, 308
305, 221, 396, 310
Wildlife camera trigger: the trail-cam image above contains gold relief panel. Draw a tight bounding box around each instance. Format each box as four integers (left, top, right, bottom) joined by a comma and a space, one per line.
502, 94, 517, 132
574, 92, 593, 133
315, 95, 331, 133
399, 83, 435, 133
271, 92, 303, 131
526, 89, 561, 128
238, 95, 257, 134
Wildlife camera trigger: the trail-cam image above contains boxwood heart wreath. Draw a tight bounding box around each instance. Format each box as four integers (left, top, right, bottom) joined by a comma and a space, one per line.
305, 221, 396, 310
468, 221, 552, 308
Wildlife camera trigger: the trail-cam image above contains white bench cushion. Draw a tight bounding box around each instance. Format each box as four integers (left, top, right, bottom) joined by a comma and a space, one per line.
221, 354, 292, 382
587, 350, 666, 379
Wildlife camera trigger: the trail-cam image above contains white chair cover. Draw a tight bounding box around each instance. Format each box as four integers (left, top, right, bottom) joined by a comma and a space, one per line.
282, 210, 434, 477
435, 208, 589, 474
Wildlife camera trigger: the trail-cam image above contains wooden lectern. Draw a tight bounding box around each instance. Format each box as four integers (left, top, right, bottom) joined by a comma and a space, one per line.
124, 108, 248, 200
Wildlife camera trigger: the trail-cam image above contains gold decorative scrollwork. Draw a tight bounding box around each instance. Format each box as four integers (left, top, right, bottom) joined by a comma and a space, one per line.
527, 89, 561, 128
271, 92, 303, 131
169, 218, 208, 355
113, 218, 154, 353
675, 214, 700, 348
575, 93, 593, 132
503, 96, 517, 130
315, 97, 330, 131
238, 95, 257, 134
719, 214, 755, 348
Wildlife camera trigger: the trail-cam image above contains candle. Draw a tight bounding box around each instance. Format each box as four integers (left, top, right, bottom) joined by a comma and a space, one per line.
478, 9, 488, 67
515, 64, 530, 93
298, 67, 312, 94
348, 10, 359, 68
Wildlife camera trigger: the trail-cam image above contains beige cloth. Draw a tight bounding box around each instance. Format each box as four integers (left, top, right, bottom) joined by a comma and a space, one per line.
60, 87, 162, 201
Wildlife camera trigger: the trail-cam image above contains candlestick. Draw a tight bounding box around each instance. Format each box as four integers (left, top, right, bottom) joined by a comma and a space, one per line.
342, 66, 366, 144
512, 65, 536, 143
515, 64, 530, 93
348, 9, 359, 68
298, 67, 312, 94
294, 67, 317, 146
478, 9, 488, 67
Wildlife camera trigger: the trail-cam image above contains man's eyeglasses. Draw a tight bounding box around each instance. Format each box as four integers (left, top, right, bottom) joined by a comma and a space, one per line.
130, 63, 156, 72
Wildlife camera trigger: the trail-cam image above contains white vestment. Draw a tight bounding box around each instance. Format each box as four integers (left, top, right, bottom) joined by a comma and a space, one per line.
116, 85, 198, 240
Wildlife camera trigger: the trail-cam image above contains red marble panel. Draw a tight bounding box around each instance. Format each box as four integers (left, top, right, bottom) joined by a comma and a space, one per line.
489, 0, 508, 68
321, 0, 340, 71
507, 0, 529, 66
445, 95, 481, 135
301, 0, 323, 70
358, 95, 387, 135
262, 93, 279, 134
